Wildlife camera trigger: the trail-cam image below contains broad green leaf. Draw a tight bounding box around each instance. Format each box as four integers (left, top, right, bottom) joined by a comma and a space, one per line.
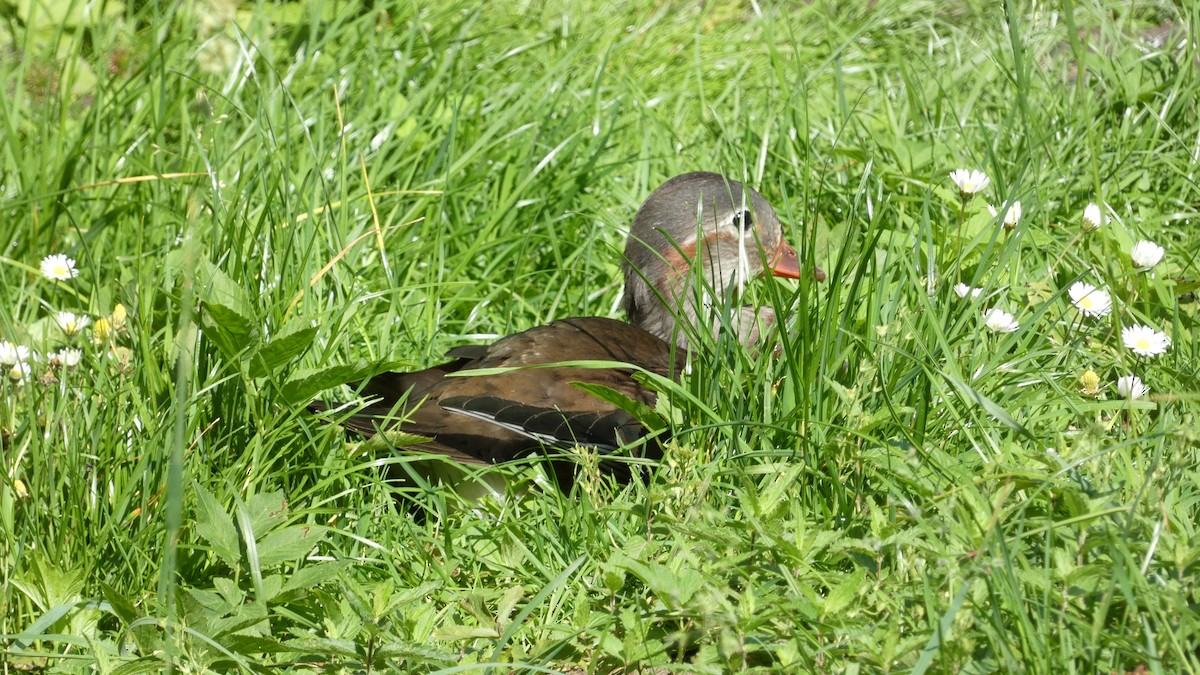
242, 491, 289, 540
256, 525, 327, 567
281, 361, 380, 404
99, 582, 138, 626
112, 657, 170, 675
260, 574, 283, 602
615, 557, 703, 610
391, 581, 442, 608
433, 624, 500, 640
371, 580, 395, 619
284, 638, 362, 659
248, 320, 318, 378
220, 634, 287, 654
374, 641, 457, 662
822, 569, 864, 617
193, 484, 240, 567
195, 259, 257, 361
279, 560, 353, 597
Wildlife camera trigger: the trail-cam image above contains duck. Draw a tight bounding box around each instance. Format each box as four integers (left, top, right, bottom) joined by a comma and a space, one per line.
310, 172, 822, 491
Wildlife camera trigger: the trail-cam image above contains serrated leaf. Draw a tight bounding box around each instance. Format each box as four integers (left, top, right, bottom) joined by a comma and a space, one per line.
280, 560, 352, 596
162, 248, 186, 289
281, 361, 379, 404
822, 569, 864, 617
256, 525, 327, 567
260, 574, 283, 603
220, 634, 287, 654
213, 577, 245, 606
615, 558, 702, 610
433, 624, 500, 640
196, 260, 254, 325
195, 259, 258, 361
212, 607, 269, 638
284, 638, 362, 659
248, 322, 318, 378
1170, 277, 1198, 296
495, 585, 525, 625
244, 491, 289, 541
372, 580, 395, 619
756, 464, 807, 518
390, 580, 442, 608
185, 586, 230, 617
100, 582, 138, 626
112, 657, 170, 675
599, 631, 624, 658
374, 641, 457, 662
193, 484, 240, 567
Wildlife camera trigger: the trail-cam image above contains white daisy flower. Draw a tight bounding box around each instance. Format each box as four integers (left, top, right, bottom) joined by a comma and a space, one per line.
949, 169, 990, 196
1115, 375, 1149, 400
40, 254, 80, 281
984, 308, 1020, 333
1121, 324, 1171, 357
49, 348, 83, 368
6, 361, 31, 382
54, 312, 92, 336
0, 341, 31, 366
988, 201, 1022, 229
1130, 240, 1164, 269
953, 283, 984, 299
1067, 282, 1112, 318
1082, 203, 1106, 232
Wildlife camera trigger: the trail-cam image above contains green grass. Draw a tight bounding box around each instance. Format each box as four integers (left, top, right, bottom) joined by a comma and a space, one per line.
2, 0, 1198, 671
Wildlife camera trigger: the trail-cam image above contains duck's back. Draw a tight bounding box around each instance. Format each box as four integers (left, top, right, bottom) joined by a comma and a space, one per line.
331, 317, 682, 480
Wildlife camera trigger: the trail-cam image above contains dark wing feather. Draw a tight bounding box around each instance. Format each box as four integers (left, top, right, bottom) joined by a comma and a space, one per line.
439, 395, 651, 453
310, 317, 681, 485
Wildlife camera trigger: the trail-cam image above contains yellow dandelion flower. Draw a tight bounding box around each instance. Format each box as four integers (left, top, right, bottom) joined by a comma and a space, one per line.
111, 304, 128, 329
1078, 370, 1101, 396
93, 317, 113, 343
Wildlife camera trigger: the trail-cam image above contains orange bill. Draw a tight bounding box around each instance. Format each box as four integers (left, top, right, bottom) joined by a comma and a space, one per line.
769, 240, 825, 282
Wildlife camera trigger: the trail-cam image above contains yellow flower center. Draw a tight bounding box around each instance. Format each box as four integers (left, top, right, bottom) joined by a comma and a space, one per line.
94, 318, 112, 341
1136, 338, 1151, 351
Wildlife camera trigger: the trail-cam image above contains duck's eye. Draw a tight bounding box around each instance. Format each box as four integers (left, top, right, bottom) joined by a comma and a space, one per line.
731, 209, 753, 232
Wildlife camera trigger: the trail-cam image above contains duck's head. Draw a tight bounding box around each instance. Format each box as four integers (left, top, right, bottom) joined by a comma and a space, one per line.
622, 172, 823, 349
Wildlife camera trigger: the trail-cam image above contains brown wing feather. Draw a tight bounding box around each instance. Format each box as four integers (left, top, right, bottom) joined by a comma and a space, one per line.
312, 317, 682, 483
